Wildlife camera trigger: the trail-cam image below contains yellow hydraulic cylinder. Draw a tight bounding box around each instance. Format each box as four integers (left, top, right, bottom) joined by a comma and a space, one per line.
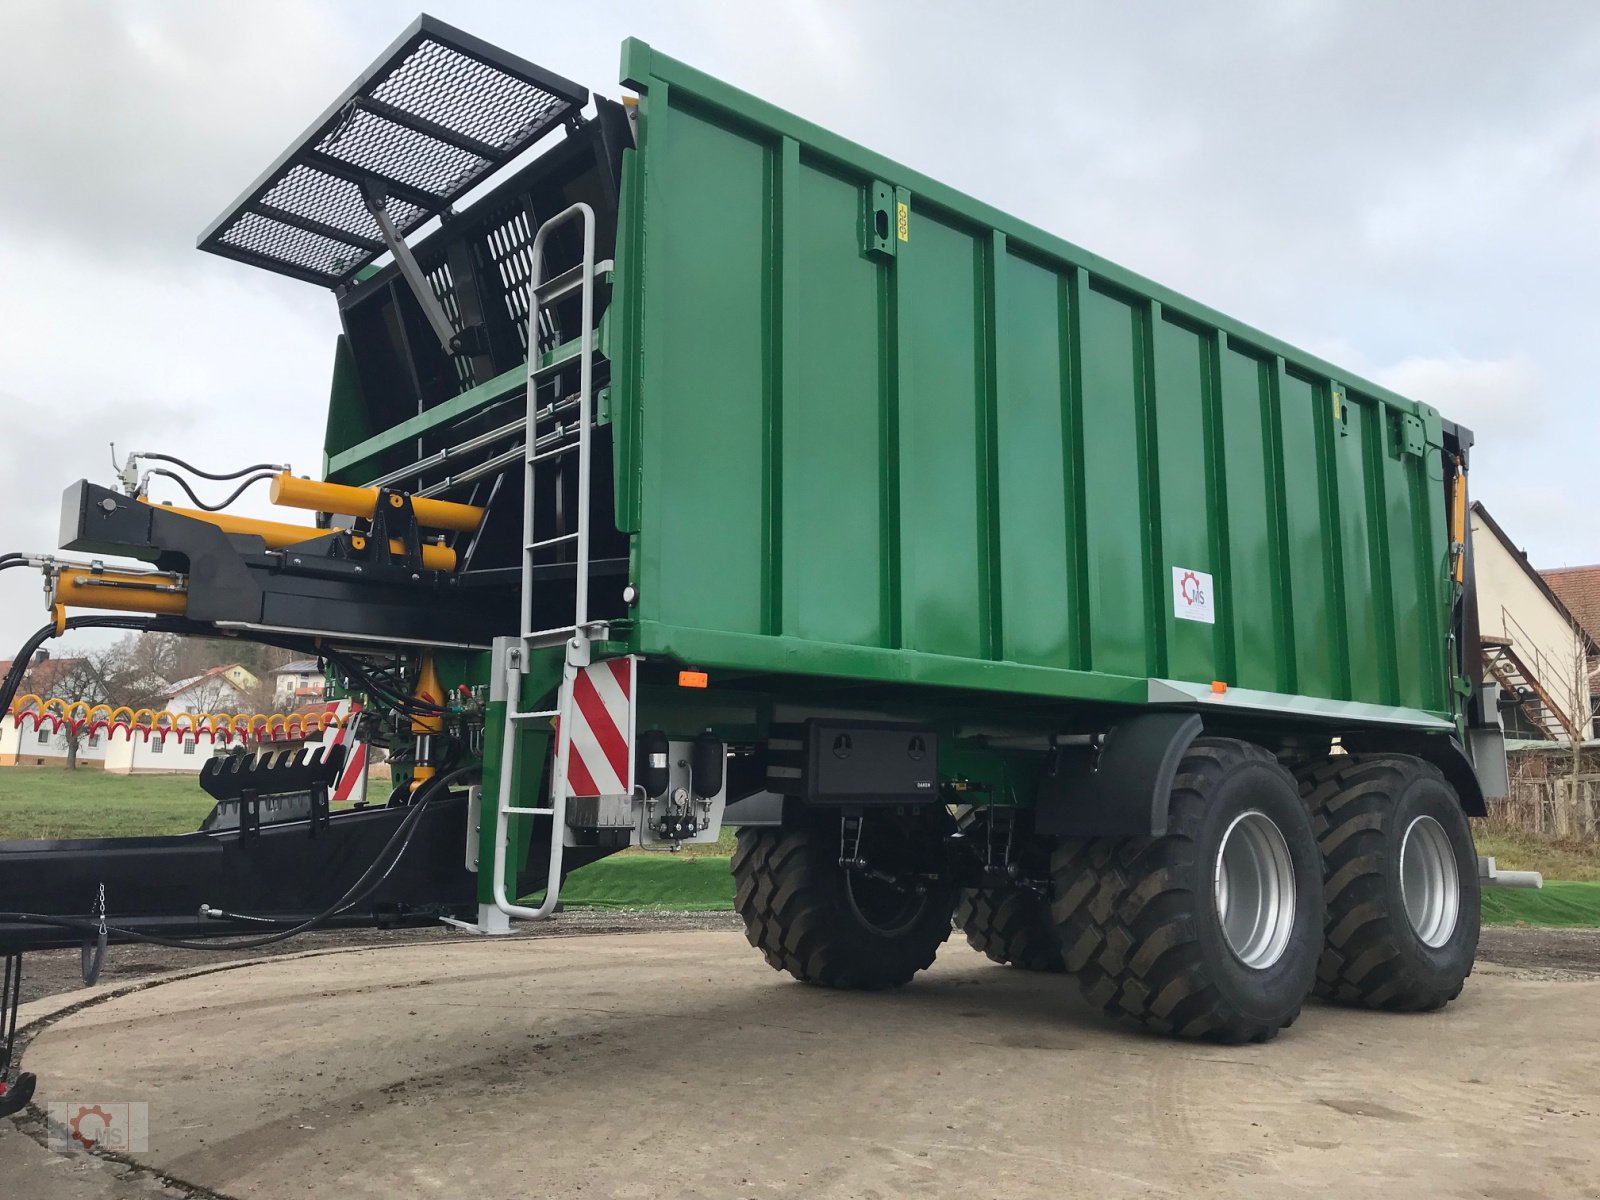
410, 652, 445, 794
53, 568, 188, 617
270, 473, 485, 533
1449, 456, 1468, 585
139, 500, 458, 572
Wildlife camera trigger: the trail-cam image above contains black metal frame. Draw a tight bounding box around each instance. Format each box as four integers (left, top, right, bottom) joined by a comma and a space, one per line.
60, 480, 514, 647
197, 14, 589, 288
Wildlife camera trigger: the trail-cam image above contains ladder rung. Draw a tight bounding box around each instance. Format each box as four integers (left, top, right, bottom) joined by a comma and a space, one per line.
533, 264, 587, 304
531, 443, 577, 464
523, 633, 575, 649
504, 805, 555, 817
512, 709, 559, 721
524, 622, 579, 639
530, 350, 583, 380
533, 258, 615, 306
527, 532, 579, 550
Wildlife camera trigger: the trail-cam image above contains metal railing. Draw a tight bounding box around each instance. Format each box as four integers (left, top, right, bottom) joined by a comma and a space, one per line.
1497, 605, 1579, 739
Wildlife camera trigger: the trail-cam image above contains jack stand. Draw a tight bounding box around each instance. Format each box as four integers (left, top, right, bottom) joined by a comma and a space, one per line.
0, 952, 37, 1119
439, 904, 514, 936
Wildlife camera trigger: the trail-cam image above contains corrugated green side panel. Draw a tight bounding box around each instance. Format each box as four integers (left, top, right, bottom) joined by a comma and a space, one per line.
615, 40, 1452, 721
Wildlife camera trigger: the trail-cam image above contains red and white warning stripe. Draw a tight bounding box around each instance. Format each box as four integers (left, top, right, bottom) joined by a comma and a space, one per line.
562, 656, 635, 798
318, 699, 368, 805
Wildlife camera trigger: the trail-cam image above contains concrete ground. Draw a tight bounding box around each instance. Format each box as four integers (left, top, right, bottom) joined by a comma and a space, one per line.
3, 925, 1598, 1199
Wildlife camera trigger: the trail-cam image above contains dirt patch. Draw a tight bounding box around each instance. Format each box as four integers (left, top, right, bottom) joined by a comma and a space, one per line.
1477, 925, 1600, 977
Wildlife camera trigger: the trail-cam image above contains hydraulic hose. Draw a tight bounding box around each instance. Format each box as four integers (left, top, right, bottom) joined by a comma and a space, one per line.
0, 614, 478, 950
0, 615, 191, 722
132, 453, 287, 482
147, 468, 277, 512
0, 765, 480, 951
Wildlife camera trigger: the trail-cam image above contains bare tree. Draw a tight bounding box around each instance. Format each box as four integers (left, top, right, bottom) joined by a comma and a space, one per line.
47, 653, 121, 771
177, 676, 241, 715
1569, 628, 1599, 834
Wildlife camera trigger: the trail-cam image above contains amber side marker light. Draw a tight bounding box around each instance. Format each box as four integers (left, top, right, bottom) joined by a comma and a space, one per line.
1210, 681, 1228, 694
678, 670, 709, 689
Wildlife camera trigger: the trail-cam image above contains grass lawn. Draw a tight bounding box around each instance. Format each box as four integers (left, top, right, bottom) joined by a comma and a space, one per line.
1479, 881, 1600, 928
0, 766, 215, 840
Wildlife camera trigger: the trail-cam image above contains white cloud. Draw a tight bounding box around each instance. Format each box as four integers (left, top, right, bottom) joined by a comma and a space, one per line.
1376, 354, 1545, 443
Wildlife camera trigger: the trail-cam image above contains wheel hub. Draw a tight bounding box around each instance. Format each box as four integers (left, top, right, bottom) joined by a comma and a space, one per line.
1400, 815, 1460, 948
1213, 810, 1296, 970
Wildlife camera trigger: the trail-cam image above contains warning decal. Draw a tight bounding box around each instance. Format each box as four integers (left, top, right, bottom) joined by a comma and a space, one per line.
564, 656, 636, 798
1172, 567, 1215, 625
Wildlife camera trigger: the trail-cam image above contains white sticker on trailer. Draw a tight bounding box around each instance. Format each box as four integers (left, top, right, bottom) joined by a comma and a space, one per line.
1172, 567, 1215, 625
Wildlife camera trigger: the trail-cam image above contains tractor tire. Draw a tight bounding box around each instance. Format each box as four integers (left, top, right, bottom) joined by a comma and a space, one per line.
1052, 738, 1324, 1043
956, 887, 1065, 972
1298, 755, 1480, 1011
731, 810, 955, 990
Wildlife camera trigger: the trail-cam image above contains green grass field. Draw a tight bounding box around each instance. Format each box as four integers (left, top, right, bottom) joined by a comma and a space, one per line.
0, 766, 217, 840
2, 767, 1597, 926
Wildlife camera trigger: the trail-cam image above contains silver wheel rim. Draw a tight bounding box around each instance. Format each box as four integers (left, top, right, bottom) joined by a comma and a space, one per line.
1400, 815, 1459, 948
1213, 810, 1296, 970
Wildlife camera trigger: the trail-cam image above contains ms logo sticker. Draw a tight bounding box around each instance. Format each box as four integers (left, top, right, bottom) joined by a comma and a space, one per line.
1172, 567, 1215, 625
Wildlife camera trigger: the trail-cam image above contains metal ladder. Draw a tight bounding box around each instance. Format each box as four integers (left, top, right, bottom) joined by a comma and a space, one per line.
485, 201, 611, 925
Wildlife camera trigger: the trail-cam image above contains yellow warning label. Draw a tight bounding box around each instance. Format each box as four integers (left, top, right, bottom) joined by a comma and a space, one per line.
896, 201, 909, 242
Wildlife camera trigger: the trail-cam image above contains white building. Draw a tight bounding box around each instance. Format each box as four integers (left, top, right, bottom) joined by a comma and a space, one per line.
158, 665, 259, 715
0, 717, 215, 773
272, 659, 325, 706
1471, 502, 1597, 742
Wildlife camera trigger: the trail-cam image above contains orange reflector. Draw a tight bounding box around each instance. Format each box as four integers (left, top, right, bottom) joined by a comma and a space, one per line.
1211, 681, 1228, 694
678, 670, 709, 689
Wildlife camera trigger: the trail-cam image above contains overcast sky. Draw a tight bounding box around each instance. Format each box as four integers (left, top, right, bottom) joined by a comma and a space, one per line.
1, 0, 1596, 658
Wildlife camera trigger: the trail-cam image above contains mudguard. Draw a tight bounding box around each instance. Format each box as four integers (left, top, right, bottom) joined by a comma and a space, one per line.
1034, 712, 1205, 838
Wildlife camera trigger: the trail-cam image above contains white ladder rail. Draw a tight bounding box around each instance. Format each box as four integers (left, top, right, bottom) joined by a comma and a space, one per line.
489, 201, 602, 924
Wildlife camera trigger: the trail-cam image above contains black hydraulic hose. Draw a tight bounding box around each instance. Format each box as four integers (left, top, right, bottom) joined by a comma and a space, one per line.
0, 766, 480, 951
147, 468, 277, 512
317, 648, 448, 716
1, 615, 190, 720
134, 453, 285, 482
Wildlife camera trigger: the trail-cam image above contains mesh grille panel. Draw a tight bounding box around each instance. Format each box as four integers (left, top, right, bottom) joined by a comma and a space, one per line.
373, 38, 569, 150
320, 107, 490, 199
199, 16, 586, 287
219, 211, 370, 278
261, 165, 424, 243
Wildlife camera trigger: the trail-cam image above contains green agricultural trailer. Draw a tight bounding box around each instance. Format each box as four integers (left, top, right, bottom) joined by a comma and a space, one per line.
0, 15, 1511, 1101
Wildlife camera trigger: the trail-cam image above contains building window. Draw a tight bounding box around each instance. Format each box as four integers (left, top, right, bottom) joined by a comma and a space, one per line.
183, 738, 196, 756
36, 729, 49, 745
88, 733, 100, 747
150, 739, 164, 755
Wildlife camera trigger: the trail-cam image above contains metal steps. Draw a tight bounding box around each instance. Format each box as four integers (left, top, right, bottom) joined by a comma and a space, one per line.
1481, 635, 1577, 741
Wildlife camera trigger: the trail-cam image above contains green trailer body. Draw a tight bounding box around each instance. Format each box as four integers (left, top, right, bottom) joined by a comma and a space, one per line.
2, 18, 1498, 1048
606, 41, 1458, 733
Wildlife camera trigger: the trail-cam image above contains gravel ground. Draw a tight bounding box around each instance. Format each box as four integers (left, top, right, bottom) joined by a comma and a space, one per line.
13, 914, 1597, 1008
15, 911, 744, 1007
3, 916, 1599, 1200
1476, 924, 1600, 978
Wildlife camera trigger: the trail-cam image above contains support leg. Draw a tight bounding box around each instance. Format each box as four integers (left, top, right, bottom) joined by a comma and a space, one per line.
0, 952, 37, 1118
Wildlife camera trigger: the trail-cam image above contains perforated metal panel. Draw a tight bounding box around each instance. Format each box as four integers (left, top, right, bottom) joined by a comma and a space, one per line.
198, 15, 587, 287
